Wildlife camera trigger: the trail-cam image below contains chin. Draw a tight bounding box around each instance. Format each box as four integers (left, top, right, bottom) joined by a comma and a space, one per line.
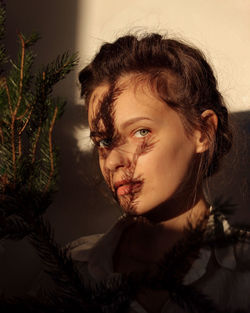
120, 198, 154, 216
121, 204, 142, 216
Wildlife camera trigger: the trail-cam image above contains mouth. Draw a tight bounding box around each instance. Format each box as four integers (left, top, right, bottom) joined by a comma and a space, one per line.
114, 180, 143, 197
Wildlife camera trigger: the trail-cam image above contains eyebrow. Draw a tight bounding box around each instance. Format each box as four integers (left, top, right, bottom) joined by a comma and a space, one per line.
89, 117, 153, 138
120, 117, 153, 129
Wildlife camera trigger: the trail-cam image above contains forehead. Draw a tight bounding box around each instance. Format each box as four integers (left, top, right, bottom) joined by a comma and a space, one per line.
88, 75, 168, 130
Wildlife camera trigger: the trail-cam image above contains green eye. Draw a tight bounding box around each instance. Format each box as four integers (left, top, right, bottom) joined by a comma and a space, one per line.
98, 138, 112, 148
134, 129, 150, 138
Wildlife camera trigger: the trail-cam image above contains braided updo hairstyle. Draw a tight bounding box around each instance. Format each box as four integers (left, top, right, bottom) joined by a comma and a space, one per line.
79, 33, 232, 179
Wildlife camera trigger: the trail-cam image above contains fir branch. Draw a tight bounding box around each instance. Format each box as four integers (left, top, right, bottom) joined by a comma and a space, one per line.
10, 117, 16, 185
168, 283, 221, 313
18, 132, 21, 156
2, 77, 13, 114
14, 33, 25, 117
44, 106, 58, 193
0, 0, 5, 40
0, 292, 103, 313
28, 217, 101, 312
0, 173, 8, 195
34, 51, 78, 112
8, 59, 20, 73
31, 124, 41, 163
93, 276, 133, 313
0, 294, 65, 313
0, 125, 3, 144
16, 101, 31, 120
0, 214, 30, 240
9, 33, 27, 159
23, 32, 41, 48
18, 107, 32, 136
17, 108, 33, 156
0, 0, 7, 71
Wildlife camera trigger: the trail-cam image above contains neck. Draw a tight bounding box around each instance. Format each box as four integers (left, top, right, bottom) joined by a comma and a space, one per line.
145, 189, 210, 232
161, 194, 210, 231
143, 191, 210, 257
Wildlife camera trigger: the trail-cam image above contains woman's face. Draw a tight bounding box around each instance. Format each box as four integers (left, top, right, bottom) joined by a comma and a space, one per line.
88, 77, 201, 217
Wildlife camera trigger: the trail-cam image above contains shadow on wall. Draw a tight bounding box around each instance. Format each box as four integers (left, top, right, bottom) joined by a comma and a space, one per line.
208, 110, 250, 225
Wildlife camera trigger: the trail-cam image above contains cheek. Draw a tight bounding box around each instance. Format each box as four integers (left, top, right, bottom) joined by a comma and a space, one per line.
161, 141, 196, 185
99, 155, 113, 188
141, 139, 196, 186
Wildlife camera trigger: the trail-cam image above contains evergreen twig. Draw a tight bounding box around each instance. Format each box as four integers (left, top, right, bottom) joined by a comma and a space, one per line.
44, 106, 58, 193
28, 217, 101, 312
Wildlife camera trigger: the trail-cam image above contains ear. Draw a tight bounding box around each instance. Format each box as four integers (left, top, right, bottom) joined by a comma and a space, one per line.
194, 110, 218, 153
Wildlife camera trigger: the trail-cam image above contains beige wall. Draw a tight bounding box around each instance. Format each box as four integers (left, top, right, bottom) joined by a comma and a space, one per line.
76, 0, 250, 112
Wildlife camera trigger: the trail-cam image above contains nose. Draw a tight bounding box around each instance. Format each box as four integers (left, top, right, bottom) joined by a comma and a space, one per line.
104, 147, 130, 172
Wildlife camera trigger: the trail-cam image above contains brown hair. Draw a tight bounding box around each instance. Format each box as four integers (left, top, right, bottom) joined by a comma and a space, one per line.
79, 33, 232, 178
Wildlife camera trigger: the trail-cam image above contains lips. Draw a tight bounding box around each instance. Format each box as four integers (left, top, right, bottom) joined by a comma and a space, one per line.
114, 180, 142, 196
116, 184, 131, 196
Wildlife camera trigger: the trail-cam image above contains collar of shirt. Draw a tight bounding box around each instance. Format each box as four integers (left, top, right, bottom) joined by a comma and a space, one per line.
69, 210, 239, 284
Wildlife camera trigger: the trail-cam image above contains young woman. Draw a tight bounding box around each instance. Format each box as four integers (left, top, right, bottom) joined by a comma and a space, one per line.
70, 33, 250, 313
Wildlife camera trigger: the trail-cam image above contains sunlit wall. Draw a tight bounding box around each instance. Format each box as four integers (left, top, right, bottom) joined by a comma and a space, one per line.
76, 0, 250, 112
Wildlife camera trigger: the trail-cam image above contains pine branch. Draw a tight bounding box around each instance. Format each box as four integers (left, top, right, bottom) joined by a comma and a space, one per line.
33, 52, 78, 119
0, 0, 7, 72
18, 107, 32, 136
28, 216, 102, 312
16, 101, 31, 120
0, 293, 90, 313
0, 125, 3, 144
0, 17, 78, 217
44, 106, 58, 193
168, 283, 221, 313
0, 0, 5, 40
14, 33, 25, 116
31, 124, 41, 164
92, 276, 133, 313
1, 77, 12, 114
0, 214, 30, 240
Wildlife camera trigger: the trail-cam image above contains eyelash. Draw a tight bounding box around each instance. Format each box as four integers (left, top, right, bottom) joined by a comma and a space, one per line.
94, 128, 151, 149
96, 138, 112, 148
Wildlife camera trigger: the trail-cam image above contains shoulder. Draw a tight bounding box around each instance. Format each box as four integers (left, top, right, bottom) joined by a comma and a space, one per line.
211, 210, 250, 270
197, 210, 250, 311
66, 215, 138, 281
66, 233, 104, 262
